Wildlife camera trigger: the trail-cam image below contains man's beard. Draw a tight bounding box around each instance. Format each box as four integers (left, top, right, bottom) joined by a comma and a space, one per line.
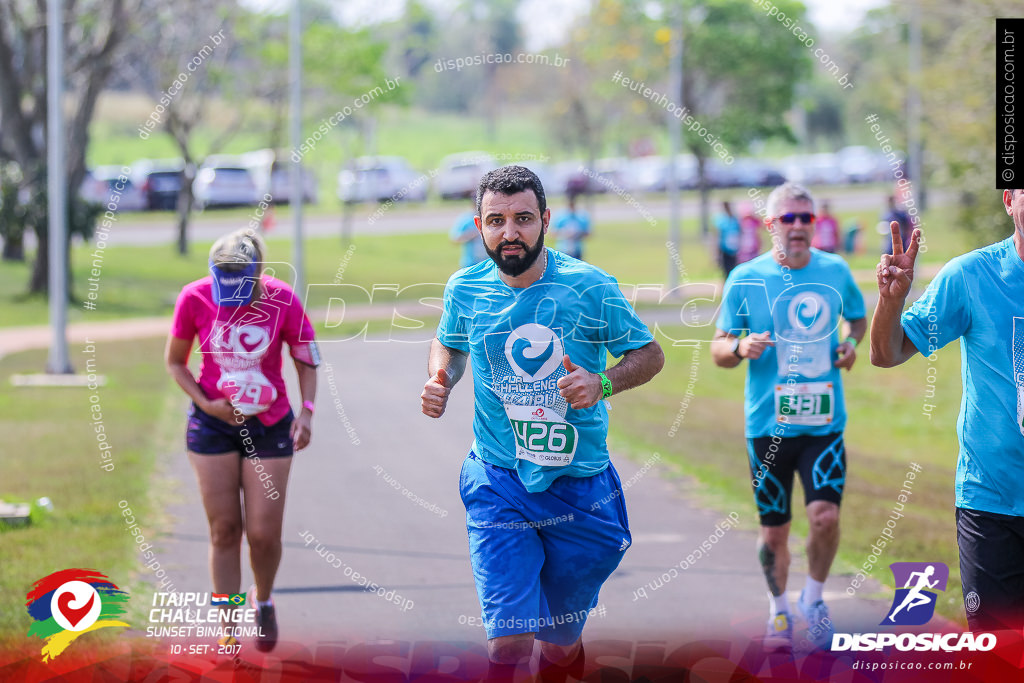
485, 231, 545, 277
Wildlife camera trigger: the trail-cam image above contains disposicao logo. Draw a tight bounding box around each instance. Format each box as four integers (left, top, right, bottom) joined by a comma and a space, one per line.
25, 569, 130, 661
831, 562, 995, 653
883, 561, 949, 625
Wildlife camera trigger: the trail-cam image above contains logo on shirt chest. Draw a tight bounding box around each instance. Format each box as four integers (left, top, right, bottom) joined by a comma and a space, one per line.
505, 323, 564, 383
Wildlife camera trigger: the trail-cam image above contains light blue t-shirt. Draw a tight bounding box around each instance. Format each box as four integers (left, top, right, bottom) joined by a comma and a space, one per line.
716, 249, 866, 439
436, 248, 655, 493
450, 211, 486, 269
901, 236, 1024, 516
715, 214, 741, 255
552, 211, 591, 256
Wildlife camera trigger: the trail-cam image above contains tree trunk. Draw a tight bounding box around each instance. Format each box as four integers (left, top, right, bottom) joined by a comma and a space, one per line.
28, 201, 75, 299
176, 167, 195, 255
30, 220, 48, 294
2, 234, 24, 261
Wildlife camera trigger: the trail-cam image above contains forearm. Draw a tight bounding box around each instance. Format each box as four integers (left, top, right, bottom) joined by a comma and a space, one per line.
428, 337, 468, 384
294, 360, 317, 412
167, 363, 210, 408
870, 298, 915, 367
605, 341, 664, 395
711, 335, 742, 368
843, 318, 867, 345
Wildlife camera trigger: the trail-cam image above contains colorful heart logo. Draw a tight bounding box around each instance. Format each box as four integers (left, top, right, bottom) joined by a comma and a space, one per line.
57, 591, 94, 628
50, 581, 101, 632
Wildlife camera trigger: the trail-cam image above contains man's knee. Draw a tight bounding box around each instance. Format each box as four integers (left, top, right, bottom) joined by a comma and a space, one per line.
760, 525, 790, 553
539, 638, 581, 665
488, 633, 535, 664
808, 503, 840, 535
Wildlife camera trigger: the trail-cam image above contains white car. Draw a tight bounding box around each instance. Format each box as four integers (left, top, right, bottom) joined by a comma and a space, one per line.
337, 156, 427, 204
781, 153, 845, 186
239, 149, 318, 204
434, 152, 496, 201
193, 163, 260, 209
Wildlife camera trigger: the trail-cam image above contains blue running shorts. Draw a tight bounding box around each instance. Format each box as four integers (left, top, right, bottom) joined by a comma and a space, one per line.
459, 451, 631, 645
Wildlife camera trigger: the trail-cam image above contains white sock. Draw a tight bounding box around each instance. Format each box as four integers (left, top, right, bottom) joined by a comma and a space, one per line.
769, 592, 790, 616
257, 598, 273, 608
804, 577, 825, 604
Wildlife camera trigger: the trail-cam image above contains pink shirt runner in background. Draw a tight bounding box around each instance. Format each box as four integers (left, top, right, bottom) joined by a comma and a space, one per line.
171, 275, 318, 426
813, 215, 839, 252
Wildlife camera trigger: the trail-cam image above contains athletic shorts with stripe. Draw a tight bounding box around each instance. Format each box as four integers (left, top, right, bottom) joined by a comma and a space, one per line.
459, 452, 631, 646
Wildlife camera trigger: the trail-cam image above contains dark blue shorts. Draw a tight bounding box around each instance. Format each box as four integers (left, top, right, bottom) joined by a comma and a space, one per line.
186, 403, 294, 458
460, 452, 631, 645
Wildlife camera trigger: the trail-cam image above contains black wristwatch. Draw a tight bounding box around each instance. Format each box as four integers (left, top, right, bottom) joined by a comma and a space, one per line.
731, 337, 743, 359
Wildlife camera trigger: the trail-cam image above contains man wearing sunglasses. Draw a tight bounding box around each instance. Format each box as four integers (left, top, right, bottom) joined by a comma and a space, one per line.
871, 189, 1024, 631
712, 182, 866, 652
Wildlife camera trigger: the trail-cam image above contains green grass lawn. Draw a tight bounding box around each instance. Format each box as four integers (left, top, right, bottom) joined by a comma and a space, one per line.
608, 326, 968, 623
0, 336, 176, 649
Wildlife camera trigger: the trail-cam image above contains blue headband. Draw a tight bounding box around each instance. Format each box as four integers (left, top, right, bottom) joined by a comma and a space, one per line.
210, 260, 259, 306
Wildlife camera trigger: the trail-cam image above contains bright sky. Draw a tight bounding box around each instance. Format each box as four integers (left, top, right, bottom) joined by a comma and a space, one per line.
250, 0, 890, 47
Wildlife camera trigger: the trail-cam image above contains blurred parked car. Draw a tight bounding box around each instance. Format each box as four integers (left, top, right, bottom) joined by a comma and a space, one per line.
627, 155, 699, 192
338, 156, 427, 204
594, 157, 635, 193
240, 149, 318, 205
434, 152, 495, 201
629, 157, 668, 193
193, 159, 259, 209
132, 159, 185, 210
781, 153, 844, 186
268, 161, 318, 205
838, 145, 902, 183
726, 158, 786, 188
79, 166, 147, 211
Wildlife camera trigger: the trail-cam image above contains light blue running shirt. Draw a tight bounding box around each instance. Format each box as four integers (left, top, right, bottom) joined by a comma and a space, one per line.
437, 248, 654, 493
716, 249, 866, 439
450, 211, 487, 269
552, 211, 591, 256
901, 236, 1024, 516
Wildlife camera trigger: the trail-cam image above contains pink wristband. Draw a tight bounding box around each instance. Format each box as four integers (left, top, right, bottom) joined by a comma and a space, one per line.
302, 400, 315, 414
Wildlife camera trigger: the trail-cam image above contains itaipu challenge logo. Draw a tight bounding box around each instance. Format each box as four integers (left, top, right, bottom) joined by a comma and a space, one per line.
25, 569, 130, 662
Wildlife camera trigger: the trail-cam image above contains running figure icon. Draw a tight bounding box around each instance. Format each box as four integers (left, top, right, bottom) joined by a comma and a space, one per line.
887, 565, 939, 622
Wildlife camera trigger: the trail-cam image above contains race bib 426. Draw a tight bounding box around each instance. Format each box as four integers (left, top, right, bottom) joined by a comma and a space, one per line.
505, 405, 578, 467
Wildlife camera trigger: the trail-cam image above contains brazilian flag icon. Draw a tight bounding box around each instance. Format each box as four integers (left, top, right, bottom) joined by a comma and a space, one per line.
229, 593, 246, 606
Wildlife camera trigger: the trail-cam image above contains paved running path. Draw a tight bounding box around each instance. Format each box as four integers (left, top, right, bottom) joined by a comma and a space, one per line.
150, 332, 909, 656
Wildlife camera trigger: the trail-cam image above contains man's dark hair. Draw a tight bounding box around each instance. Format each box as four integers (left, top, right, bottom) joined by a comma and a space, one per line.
476, 165, 547, 217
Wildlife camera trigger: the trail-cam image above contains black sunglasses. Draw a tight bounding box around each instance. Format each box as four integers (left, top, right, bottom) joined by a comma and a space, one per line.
775, 212, 816, 225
